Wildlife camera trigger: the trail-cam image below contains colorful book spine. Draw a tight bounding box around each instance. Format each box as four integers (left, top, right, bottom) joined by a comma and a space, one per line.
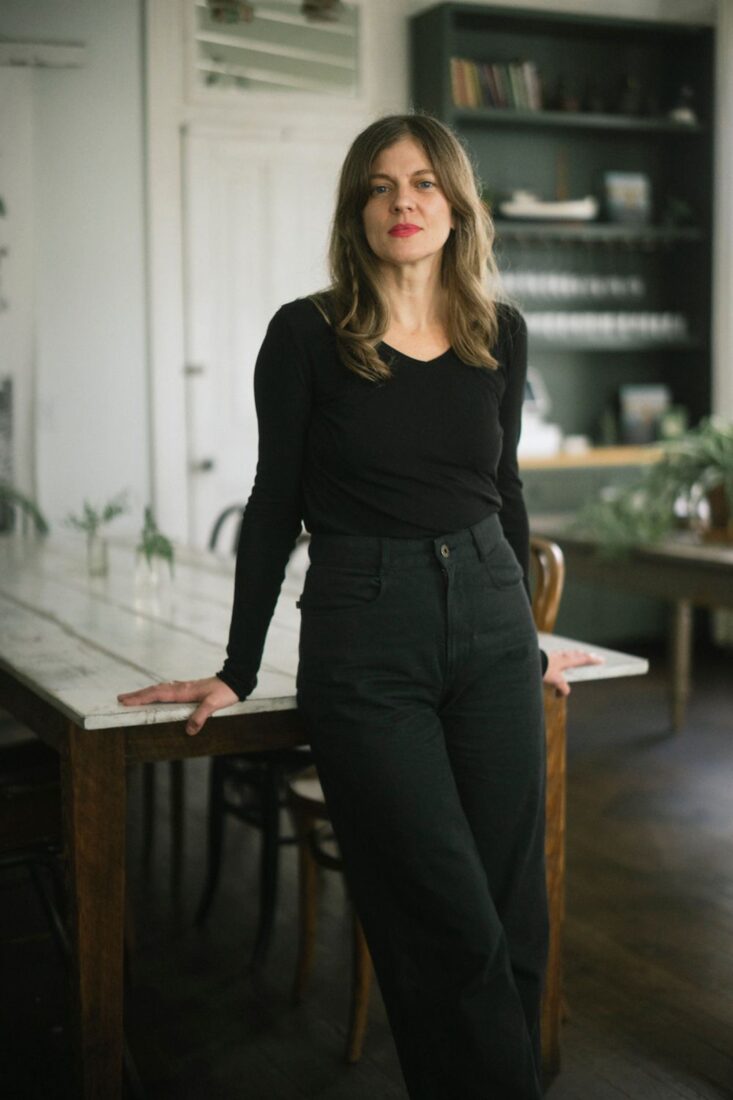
449, 57, 542, 111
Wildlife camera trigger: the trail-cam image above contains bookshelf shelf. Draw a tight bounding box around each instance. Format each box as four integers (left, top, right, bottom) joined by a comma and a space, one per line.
493, 221, 703, 246
520, 445, 663, 471
530, 335, 703, 354
452, 106, 705, 134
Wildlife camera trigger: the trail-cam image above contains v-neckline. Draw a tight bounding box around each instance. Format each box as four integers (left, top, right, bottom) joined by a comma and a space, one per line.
380, 341, 453, 365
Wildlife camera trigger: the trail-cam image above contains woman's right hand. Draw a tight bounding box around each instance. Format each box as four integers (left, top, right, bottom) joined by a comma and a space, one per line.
117, 675, 239, 737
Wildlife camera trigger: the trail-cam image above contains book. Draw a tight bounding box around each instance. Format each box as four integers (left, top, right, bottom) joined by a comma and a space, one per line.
448, 56, 542, 111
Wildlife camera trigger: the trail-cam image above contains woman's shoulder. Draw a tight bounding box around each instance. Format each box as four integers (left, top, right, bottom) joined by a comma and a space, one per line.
273, 294, 335, 341
494, 299, 527, 341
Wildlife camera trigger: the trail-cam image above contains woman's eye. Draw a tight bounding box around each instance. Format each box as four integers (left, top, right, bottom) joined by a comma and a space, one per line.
417, 180, 436, 189
370, 184, 390, 196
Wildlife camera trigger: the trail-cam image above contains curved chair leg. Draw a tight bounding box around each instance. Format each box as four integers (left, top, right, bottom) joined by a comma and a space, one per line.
346, 911, 373, 1063
250, 761, 281, 970
142, 762, 155, 871
292, 808, 319, 1003
169, 760, 184, 894
195, 758, 227, 925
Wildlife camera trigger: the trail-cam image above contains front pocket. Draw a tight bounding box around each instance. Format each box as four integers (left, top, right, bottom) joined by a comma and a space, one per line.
296, 564, 384, 614
484, 539, 524, 590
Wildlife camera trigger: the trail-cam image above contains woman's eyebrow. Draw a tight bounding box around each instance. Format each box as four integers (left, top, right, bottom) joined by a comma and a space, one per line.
368, 168, 436, 181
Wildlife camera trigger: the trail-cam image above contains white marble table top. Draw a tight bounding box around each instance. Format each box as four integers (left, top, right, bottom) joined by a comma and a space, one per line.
0, 533, 647, 731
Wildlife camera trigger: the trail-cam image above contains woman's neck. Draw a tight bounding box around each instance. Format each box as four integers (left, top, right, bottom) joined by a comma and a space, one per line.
379, 261, 448, 339
378, 267, 451, 360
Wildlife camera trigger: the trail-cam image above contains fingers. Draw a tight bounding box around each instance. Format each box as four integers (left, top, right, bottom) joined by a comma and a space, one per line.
117, 680, 199, 707
117, 676, 236, 738
185, 700, 216, 737
543, 669, 571, 697
554, 650, 604, 669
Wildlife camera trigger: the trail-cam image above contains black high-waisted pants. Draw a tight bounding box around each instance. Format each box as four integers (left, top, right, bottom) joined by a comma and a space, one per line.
296, 513, 548, 1099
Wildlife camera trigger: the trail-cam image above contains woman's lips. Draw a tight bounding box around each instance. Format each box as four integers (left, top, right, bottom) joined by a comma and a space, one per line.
389, 224, 421, 237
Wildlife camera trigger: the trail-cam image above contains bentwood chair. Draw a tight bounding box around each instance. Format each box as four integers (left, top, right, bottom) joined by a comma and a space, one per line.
140, 508, 246, 889
286, 535, 566, 1063
288, 766, 372, 1063
529, 535, 565, 633
195, 509, 312, 968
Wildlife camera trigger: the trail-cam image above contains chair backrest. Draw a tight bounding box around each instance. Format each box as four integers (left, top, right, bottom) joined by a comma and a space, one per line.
529, 536, 565, 634
209, 504, 245, 555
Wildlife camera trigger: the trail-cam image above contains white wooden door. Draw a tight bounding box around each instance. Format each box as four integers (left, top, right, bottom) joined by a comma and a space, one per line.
182, 128, 342, 548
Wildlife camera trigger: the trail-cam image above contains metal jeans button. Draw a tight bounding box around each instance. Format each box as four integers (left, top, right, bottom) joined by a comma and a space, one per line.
440, 544, 450, 558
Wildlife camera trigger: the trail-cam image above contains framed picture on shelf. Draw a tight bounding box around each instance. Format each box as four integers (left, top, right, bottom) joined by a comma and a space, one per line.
603, 171, 652, 225
618, 383, 671, 444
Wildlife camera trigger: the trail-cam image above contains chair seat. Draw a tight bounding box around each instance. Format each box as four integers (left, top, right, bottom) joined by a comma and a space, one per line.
288, 767, 328, 816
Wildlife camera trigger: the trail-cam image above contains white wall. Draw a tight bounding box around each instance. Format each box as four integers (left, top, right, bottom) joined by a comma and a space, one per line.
0, 0, 149, 533
0, 68, 34, 499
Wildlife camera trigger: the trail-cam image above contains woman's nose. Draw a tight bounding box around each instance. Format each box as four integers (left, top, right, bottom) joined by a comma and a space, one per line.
391, 187, 414, 211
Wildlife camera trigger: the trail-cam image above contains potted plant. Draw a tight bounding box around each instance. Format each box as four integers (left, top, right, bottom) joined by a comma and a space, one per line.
575, 417, 733, 554
0, 481, 49, 536
66, 491, 128, 576
136, 506, 175, 581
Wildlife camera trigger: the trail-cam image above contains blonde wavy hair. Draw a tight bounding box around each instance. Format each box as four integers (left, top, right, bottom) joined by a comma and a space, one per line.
311, 113, 504, 382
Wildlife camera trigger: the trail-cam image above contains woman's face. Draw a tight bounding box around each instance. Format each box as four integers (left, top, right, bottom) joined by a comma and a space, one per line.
361, 137, 454, 273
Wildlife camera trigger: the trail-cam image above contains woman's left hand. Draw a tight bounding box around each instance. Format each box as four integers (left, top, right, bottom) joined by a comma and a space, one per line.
543, 649, 604, 697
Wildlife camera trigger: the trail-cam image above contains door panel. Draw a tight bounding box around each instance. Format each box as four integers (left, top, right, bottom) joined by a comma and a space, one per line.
182, 130, 341, 548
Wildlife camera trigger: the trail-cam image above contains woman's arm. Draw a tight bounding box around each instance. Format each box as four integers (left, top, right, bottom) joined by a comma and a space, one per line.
495, 305, 531, 593
216, 307, 312, 699
494, 305, 604, 691
119, 306, 313, 733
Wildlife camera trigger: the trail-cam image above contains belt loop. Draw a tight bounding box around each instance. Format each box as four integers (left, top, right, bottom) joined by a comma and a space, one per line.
380, 538, 390, 573
469, 522, 488, 562
470, 513, 502, 561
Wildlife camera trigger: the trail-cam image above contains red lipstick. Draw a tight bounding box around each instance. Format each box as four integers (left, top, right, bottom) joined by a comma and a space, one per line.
389, 224, 421, 237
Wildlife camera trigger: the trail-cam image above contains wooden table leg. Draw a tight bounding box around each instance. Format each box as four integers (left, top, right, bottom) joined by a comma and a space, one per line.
542, 687, 567, 1084
60, 722, 127, 1100
670, 598, 693, 732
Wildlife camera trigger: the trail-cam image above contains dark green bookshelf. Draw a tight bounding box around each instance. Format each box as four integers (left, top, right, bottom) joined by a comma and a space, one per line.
410, 2, 715, 644
410, 1, 714, 440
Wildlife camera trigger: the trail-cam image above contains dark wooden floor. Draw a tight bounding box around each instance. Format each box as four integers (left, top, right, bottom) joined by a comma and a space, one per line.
2, 639, 733, 1099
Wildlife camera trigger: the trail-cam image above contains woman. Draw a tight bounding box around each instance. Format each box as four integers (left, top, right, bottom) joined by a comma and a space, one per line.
120, 114, 598, 1098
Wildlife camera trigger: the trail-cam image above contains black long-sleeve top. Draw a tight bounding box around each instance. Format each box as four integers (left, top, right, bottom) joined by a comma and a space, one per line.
217, 296, 537, 700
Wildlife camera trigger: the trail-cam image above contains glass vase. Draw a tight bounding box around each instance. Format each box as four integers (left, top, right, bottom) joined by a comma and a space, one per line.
86, 532, 108, 577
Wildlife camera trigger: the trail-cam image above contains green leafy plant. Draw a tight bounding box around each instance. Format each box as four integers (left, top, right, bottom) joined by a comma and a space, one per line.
137, 507, 174, 575
0, 481, 50, 535
575, 417, 733, 555
66, 491, 128, 537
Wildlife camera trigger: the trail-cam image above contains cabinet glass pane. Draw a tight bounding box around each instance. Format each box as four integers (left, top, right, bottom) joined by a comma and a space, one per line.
195, 0, 359, 97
